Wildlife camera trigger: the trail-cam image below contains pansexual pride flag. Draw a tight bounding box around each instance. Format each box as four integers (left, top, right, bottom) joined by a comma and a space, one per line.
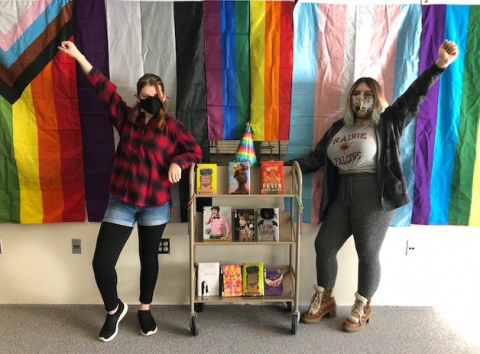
204, 0, 294, 141
0, 0, 85, 223
287, 3, 480, 226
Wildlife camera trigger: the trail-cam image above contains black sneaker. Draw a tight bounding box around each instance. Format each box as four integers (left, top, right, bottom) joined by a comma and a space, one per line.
138, 310, 157, 336
99, 301, 128, 342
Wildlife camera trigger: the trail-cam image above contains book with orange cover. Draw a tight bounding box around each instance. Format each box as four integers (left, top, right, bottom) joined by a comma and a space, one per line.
221, 264, 243, 297
261, 161, 283, 195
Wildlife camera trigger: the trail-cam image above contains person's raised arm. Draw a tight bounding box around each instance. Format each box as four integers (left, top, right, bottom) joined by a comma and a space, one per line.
57, 41, 93, 74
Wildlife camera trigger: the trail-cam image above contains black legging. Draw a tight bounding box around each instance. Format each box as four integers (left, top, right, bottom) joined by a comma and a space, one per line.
315, 174, 395, 299
92, 222, 166, 311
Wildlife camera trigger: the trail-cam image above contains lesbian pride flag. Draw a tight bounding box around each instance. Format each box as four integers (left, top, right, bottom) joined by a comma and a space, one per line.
0, 0, 85, 223
287, 3, 480, 226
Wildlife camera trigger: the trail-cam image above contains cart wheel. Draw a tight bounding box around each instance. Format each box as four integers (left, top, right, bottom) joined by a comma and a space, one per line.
190, 315, 199, 336
286, 301, 293, 313
194, 302, 204, 312
291, 313, 299, 335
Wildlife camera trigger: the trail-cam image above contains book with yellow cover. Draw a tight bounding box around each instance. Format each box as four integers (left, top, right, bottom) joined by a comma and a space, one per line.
196, 164, 217, 195
242, 262, 264, 296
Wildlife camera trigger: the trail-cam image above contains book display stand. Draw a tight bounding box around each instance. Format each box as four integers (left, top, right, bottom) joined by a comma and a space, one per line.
188, 162, 303, 335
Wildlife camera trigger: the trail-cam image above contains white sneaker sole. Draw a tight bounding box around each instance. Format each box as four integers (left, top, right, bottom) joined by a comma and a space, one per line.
99, 302, 129, 342
141, 326, 158, 336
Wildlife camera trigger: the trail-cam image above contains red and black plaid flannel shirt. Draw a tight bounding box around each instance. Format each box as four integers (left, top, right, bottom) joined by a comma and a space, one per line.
87, 67, 202, 207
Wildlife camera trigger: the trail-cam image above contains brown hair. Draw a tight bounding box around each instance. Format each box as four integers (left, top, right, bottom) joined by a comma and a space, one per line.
343, 77, 389, 127
128, 73, 168, 130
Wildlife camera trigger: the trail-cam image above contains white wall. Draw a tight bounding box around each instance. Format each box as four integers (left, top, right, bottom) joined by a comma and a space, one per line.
1, 222, 479, 307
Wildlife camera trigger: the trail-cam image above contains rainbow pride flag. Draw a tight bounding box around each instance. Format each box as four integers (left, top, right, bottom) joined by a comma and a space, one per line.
204, 0, 294, 141
0, 0, 85, 223
287, 3, 480, 226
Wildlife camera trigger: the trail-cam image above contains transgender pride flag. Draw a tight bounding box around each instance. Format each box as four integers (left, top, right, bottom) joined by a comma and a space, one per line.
287, 2, 480, 226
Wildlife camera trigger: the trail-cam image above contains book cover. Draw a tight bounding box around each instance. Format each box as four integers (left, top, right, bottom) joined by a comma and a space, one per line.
221, 264, 243, 297
196, 262, 221, 297
242, 262, 264, 296
196, 164, 217, 195
234, 209, 255, 242
257, 208, 280, 242
260, 161, 284, 195
203, 206, 232, 241
228, 161, 250, 195
264, 267, 284, 296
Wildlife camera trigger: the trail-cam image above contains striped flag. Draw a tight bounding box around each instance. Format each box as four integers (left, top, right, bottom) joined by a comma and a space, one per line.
287, 3, 480, 226
415, 5, 480, 225
80, 0, 208, 222
0, 0, 85, 223
204, 0, 294, 141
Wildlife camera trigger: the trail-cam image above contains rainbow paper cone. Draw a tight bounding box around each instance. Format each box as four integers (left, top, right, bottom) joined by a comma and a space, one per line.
234, 122, 258, 166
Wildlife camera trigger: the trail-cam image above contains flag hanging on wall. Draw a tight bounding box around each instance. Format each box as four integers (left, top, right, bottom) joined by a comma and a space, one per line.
0, 0, 85, 223
287, 3, 480, 226
73, 0, 208, 223
204, 0, 294, 141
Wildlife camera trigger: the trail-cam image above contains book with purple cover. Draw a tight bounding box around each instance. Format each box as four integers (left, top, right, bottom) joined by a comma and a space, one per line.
264, 267, 284, 296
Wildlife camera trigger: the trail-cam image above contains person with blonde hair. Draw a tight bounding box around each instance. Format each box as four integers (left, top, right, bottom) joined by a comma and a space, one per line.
289, 40, 458, 332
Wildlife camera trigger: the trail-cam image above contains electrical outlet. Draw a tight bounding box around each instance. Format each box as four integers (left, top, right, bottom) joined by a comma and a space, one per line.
72, 239, 82, 254
406, 240, 416, 256
158, 238, 170, 254
0, 239, 3, 254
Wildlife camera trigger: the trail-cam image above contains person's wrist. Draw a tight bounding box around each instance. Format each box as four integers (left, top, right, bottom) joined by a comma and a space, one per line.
435, 59, 448, 69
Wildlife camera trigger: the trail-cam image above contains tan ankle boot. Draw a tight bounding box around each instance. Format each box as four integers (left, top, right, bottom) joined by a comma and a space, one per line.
300, 285, 337, 324
342, 292, 372, 332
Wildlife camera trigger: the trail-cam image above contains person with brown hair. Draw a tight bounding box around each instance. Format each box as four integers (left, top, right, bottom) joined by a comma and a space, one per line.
289, 40, 458, 332
58, 41, 202, 341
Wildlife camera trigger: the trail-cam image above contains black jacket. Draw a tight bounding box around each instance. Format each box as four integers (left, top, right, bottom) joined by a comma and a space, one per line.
294, 64, 445, 222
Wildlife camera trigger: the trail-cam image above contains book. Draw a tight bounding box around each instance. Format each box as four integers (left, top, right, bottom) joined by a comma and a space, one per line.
196, 262, 221, 297
196, 164, 217, 195
203, 206, 232, 241
264, 267, 284, 296
234, 209, 255, 242
221, 264, 243, 297
256, 208, 280, 242
228, 161, 250, 195
242, 262, 264, 296
260, 161, 284, 195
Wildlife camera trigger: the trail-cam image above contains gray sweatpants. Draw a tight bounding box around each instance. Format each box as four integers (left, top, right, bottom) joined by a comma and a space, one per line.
315, 173, 395, 299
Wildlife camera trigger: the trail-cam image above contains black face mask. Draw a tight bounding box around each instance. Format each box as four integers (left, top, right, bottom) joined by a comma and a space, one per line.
140, 96, 162, 115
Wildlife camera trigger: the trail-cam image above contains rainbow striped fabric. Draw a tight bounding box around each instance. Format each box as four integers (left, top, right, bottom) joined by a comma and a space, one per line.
0, 0, 85, 223
204, 0, 294, 141
287, 3, 480, 226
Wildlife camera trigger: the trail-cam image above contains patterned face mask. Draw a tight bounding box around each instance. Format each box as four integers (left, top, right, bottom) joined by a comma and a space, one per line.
351, 91, 375, 114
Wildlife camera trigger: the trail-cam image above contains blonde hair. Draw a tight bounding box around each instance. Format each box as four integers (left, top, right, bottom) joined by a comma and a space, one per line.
343, 77, 389, 127
128, 73, 168, 130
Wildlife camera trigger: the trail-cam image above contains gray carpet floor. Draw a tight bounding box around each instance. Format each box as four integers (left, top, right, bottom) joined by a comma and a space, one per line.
0, 304, 478, 354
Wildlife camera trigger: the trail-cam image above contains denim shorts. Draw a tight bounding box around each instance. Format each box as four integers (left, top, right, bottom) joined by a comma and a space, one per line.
102, 196, 170, 227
